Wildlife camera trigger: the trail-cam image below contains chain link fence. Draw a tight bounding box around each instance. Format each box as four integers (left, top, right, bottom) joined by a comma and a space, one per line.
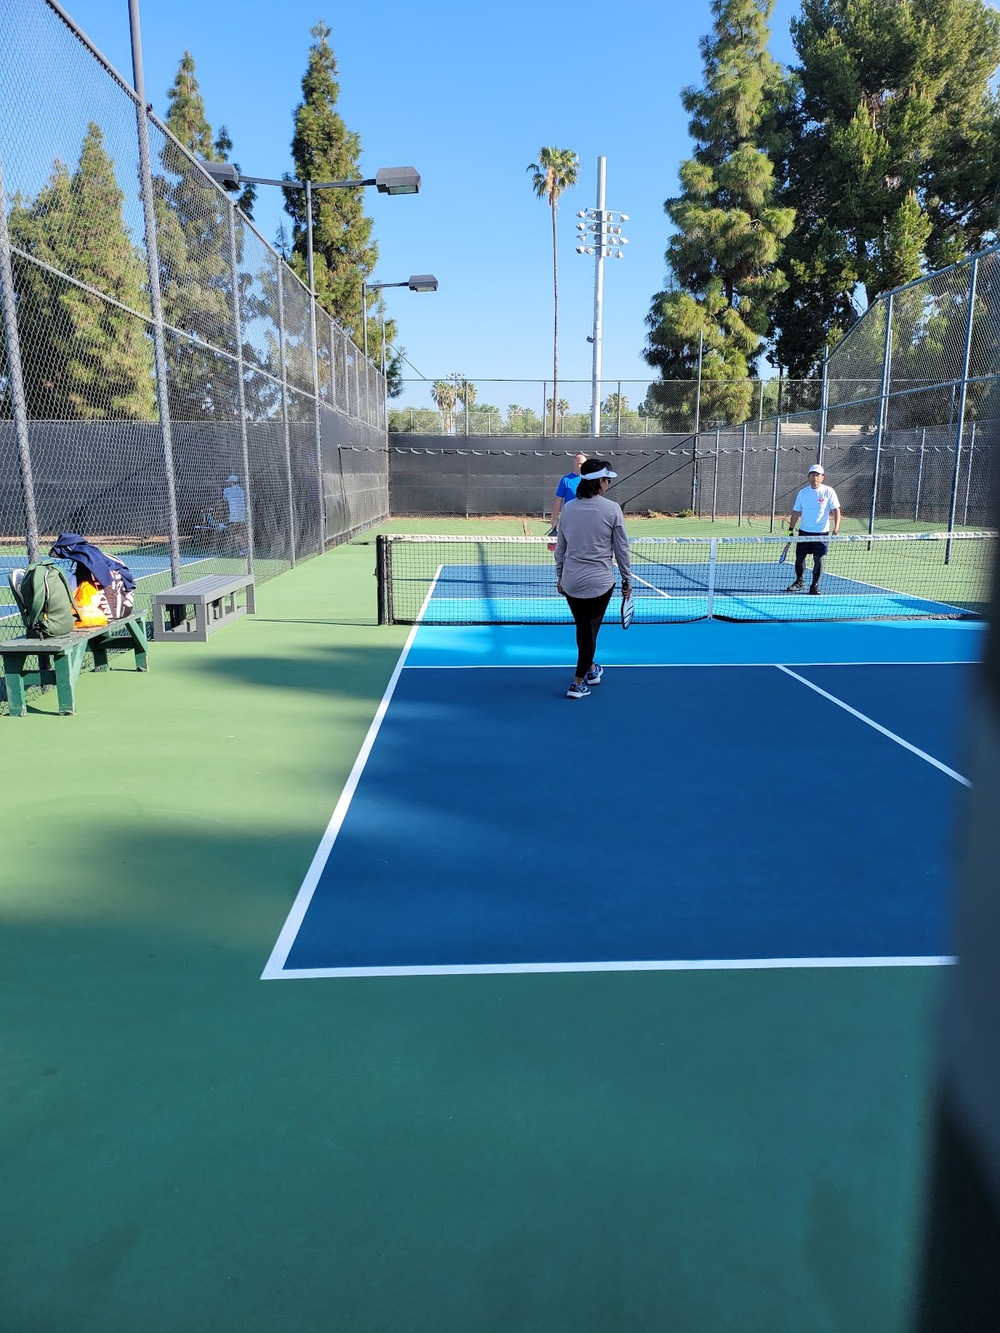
0, 0, 388, 679
390, 245, 1000, 532
389, 377, 821, 437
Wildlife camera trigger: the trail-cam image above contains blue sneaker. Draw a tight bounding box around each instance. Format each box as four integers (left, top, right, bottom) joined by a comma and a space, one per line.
585, 663, 603, 686
566, 681, 591, 700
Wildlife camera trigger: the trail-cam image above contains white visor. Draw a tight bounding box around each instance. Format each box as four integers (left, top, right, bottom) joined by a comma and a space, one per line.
582, 467, 617, 480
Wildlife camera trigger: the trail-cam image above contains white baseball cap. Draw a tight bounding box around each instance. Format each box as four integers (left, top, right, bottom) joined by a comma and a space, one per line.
808, 464, 824, 474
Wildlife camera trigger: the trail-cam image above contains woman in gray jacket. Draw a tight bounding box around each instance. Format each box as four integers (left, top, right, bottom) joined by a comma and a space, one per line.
553, 458, 632, 699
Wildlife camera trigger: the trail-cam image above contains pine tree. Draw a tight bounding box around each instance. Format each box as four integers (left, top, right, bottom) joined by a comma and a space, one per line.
158, 50, 238, 416
645, 0, 793, 426
7, 124, 155, 420
284, 22, 398, 380
771, 0, 1000, 377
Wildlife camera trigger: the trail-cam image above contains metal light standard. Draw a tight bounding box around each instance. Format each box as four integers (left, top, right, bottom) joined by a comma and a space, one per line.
360, 274, 439, 367
575, 156, 628, 436
200, 162, 420, 551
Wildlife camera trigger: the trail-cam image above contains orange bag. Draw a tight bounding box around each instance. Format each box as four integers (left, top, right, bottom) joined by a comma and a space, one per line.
73, 579, 109, 628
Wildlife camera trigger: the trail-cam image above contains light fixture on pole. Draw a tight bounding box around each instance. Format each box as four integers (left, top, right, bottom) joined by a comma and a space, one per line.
360, 275, 438, 365
575, 156, 628, 436
198, 160, 421, 552
199, 161, 421, 305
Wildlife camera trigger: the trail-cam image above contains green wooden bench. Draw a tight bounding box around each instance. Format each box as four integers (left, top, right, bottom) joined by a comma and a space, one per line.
1, 616, 149, 716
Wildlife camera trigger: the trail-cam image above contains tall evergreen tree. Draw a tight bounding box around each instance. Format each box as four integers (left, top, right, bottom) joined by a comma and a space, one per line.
645, 0, 793, 427
284, 22, 398, 381
7, 124, 155, 420
163, 51, 256, 216
527, 148, 579, 436
771, 0, 1000, 377
158, 51, 239, 417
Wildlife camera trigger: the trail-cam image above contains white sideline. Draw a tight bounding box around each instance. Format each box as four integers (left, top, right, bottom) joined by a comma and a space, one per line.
776, 663, 971, 786
260, 571, 442, 980
268, 955, 955, 980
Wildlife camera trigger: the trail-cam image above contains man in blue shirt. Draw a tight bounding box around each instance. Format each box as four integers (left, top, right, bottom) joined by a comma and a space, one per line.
547, 452, 588, 536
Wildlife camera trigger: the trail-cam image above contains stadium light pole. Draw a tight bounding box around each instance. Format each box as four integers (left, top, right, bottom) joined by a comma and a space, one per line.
360, 275, 439, 366
575, 157, 629, 436
199, 161, 420, 552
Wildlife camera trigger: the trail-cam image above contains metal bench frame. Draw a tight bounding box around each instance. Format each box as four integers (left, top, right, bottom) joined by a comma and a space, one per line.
151, 574, 256, 642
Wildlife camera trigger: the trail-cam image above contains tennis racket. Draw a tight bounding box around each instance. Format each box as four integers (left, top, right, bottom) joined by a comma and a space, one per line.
778, 530, 794, 564
621, 588, 634, 630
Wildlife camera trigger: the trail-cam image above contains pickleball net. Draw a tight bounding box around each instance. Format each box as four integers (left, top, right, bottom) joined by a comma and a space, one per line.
375, 531, 996, 625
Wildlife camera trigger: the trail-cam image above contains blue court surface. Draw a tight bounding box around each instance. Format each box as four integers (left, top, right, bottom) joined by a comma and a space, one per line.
263, 619, 982, 980
410, 560, 970, 623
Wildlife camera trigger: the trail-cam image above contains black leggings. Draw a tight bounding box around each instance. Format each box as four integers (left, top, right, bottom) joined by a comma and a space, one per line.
565, 587, 614, 678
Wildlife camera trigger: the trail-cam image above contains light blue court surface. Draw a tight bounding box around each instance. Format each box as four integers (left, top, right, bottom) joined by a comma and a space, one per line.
409, 561, 971, 623
264, 620, 982, 980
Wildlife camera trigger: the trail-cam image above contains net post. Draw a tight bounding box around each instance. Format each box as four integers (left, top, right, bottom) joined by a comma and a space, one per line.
706, 536, 717, 619
947, 257, 979, 564
376, 535, 391, 624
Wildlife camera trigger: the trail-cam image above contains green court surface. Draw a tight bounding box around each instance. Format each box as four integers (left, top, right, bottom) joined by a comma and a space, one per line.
0, 543, 946, 1332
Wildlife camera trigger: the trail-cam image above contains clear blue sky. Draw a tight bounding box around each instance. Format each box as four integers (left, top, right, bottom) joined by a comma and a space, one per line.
61, 0, 801, 412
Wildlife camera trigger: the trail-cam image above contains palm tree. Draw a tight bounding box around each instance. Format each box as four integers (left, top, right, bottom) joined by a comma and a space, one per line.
527, 147, 579, 437
431, 380, 458, 435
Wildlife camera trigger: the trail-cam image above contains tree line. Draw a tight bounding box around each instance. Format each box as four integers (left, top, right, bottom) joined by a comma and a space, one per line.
1, 25, 400, 423
644, 0, 1000, 426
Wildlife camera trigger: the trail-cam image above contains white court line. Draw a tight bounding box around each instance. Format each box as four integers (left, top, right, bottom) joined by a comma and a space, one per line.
275, 954, 955, 980
776, 664, 971, 786
630, 572, 671, 599
404, 659, 978, 669
260, 570, 443, 981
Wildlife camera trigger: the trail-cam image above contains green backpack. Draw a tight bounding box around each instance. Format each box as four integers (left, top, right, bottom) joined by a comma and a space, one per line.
15, 559, 79, 638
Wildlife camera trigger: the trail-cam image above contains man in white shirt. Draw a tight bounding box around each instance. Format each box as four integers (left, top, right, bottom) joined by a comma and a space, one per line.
222, 474, 247, 555
786, 463, 841, 594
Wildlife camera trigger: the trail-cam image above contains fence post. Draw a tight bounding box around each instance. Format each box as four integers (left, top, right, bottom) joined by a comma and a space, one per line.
757, 378, 764, 433
914, 428, 926, 523
616, 379, 622, 437
712, 428, 720, 521
0, 152, 41, 564
541, 381, 547, 438
129, 4, 181, 586
694, 329, 703, 436
962, 420, 977, 525
304, 180, 326, 553
769, 416, 780, 531
868, 293, 894, 538
226, 203, 255, 578
817, 355, 829, 464
947, 257, 978, 563
275, 264, 297, 567
738, 423, 747, 527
